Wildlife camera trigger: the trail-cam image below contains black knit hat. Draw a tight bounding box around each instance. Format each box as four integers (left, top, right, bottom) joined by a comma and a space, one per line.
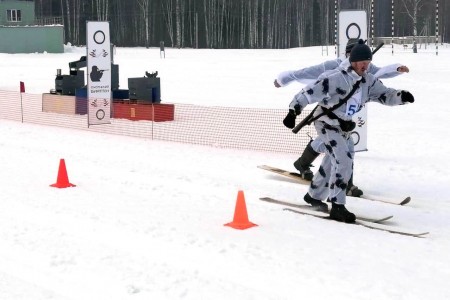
345, 38, 359, 54
349, 39, 372, 62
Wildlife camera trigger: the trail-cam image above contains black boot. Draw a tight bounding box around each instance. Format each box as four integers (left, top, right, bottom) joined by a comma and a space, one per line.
346, 173, 363, 197
330, 202, 356, 223
304, 193, 328, 213
293, 140, 320, 181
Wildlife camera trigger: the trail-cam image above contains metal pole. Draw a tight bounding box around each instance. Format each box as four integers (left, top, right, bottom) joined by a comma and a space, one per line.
436, 0, 439, 55
371, 0, 375, 49
334, 0, 338, 56
391, 0, 394, 55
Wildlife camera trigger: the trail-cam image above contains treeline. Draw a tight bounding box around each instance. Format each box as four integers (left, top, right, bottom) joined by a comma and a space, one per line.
33, 0, 449, 48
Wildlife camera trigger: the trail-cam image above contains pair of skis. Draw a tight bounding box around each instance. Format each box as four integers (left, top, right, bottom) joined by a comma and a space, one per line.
257, 165, 410, 205
257, 165, 428, 237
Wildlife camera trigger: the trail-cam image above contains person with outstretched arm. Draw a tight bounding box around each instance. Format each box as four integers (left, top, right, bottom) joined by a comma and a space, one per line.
274, 39, 409, 198
282, 40, 414, 223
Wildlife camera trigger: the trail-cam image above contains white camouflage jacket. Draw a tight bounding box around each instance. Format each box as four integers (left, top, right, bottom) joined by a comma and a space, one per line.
289, 60, 408, 127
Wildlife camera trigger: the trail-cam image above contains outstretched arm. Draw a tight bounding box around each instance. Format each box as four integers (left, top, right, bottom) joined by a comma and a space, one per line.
274, 60, 339, 87
368, 77, 414, 106
370, 63, 410, 79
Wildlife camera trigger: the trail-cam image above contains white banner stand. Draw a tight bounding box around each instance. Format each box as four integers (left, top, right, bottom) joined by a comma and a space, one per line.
87, 21, 112, 126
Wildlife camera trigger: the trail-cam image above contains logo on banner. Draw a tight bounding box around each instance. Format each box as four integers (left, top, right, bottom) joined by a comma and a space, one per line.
89, 49, 109, 58
93, 30, 106, 44
346, 23, 361, 39
90, 66, 107, 82
351, 115, 366, 146
89, 99, 109, 120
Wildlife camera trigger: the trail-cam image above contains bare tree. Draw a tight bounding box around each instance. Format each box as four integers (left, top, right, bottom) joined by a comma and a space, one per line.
137, 0, 150, 47
94, 0, 109, 20
33, 0, 450, 49
248, 0, 258, 48
266, 0, 278, 48
239, 0, 246, 48
110, 0, 126, 45
401, 0, 430, 52
317, 0, 330, 45
63, 0, 71, 43
175, 0, 181, 48
203, 0, 225, 48
162, 0, 175, 47
72, 0, 81, 44
202, 0, 210, 48
258, 0, 265, 48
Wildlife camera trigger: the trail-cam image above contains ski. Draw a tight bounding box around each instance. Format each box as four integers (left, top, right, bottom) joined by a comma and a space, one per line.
259, 197, 392, 223
257, 165, 311, 184
258, 165, 410, 206
283, 208, 429, 238
360, 194, 411, 205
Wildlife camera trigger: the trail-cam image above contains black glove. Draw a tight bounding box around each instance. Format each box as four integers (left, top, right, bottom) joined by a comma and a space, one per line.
293, 104, 302, 115
401, 91, 414, 103
274, 80, 281, 88
283, 109, 297, 129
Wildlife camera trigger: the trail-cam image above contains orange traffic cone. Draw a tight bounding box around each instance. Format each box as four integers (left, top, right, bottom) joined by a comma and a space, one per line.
50, 159, 76, 188
224, 190, 257, 230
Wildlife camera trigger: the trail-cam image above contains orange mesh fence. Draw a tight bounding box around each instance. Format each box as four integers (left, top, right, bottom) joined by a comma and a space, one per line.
0, 91, 316, 154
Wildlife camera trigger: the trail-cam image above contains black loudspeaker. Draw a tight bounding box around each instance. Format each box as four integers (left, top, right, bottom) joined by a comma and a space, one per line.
128, 77, 161, 103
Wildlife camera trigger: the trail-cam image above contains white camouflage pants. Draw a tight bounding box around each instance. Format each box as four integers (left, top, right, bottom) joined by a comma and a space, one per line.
308, 121, 354, 205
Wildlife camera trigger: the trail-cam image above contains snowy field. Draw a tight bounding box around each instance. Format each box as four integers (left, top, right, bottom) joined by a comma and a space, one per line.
0, 43, 450, 299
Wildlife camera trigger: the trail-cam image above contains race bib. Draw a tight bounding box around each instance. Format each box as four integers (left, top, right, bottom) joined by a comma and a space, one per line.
346, 89, 362, 116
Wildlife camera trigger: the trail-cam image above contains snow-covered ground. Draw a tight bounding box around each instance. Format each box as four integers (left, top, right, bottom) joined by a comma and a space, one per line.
0, 43, 449, 299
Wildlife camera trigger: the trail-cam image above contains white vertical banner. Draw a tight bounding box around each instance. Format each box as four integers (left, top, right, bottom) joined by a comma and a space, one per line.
87, 21, 111, 126
338, 10, 368, 151
338, 10, 368, 57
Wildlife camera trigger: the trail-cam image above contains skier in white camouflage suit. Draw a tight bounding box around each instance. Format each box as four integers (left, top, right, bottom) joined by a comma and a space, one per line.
274, 39, 409, 198
282, 39, 415, 223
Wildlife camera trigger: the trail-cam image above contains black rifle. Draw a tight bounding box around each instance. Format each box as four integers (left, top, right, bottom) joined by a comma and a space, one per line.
292, 80, 361, 134
372, 42, 384, 55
